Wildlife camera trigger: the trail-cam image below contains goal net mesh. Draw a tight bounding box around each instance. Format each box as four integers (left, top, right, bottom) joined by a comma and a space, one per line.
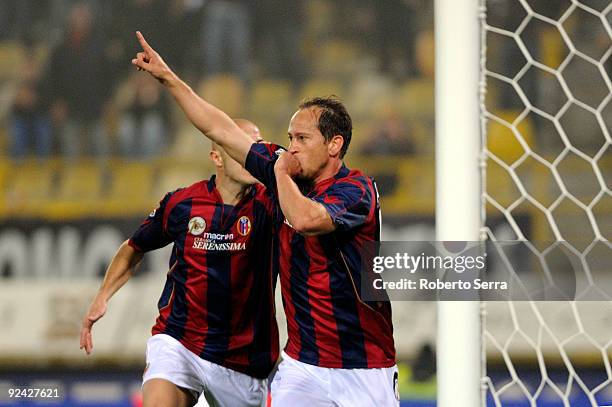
481, 0, 612, 405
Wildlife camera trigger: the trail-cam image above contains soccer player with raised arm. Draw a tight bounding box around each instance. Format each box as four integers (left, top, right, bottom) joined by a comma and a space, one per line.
132, 31, 398, 406
80, 119, 279, 407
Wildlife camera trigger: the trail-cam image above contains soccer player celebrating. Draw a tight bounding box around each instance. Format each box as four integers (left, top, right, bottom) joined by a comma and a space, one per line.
132, 32, 398, 406
80, 119, 279, 407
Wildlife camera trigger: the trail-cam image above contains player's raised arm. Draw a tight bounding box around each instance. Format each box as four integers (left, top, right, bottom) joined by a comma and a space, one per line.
79, 240, 143, 355
131, 31, 252, 165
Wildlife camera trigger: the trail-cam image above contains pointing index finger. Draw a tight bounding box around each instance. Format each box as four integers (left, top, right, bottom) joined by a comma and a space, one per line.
136, 31, 154, 54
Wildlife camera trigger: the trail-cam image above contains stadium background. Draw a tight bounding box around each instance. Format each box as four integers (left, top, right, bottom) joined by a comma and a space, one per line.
0, 0, 609, 406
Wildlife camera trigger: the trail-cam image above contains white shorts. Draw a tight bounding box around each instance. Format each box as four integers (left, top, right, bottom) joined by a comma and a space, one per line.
270, 351, 399, 407
143, 334, 268, 407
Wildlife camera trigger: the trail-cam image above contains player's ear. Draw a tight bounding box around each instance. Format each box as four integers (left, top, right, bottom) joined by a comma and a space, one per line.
328, 135, 344, 157
210, 150, 223, 167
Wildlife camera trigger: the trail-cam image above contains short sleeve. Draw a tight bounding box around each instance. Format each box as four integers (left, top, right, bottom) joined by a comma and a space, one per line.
311, 178, 374, 231
245, 142, 286, 191
128, 192, 176, 252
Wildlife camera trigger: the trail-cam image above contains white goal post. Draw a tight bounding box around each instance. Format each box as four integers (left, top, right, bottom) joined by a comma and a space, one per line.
436, 0, 612, 406
435, 0, 482, 406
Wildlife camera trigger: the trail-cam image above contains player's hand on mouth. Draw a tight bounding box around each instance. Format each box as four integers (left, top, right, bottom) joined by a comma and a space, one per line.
274, 151, 302, 178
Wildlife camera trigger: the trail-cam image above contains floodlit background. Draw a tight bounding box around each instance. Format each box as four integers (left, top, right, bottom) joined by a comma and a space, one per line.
0, 0, 609, 406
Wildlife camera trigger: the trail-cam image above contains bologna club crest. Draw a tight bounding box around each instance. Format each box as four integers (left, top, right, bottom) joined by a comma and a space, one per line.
237, 216, 252, 236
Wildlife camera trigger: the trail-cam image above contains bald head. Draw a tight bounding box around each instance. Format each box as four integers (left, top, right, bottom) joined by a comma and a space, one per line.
210, 118, 261, 186
212, 118, 262, 151
235, 118, 262, 140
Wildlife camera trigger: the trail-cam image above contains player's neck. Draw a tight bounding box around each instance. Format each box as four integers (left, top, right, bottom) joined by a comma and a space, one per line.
313, 158, 343, 184
215, 172, 247, 205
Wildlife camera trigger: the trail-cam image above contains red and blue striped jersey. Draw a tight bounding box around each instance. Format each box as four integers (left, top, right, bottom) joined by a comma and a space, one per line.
128, 176, 279, 379
245, 143, 396, 369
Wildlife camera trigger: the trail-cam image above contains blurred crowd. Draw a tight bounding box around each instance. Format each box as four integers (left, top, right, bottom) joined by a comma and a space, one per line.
0, 0, 435, 161
0, 0, 607, 212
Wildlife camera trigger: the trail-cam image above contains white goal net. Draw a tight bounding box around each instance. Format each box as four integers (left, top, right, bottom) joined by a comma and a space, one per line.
481, 0, 612, 406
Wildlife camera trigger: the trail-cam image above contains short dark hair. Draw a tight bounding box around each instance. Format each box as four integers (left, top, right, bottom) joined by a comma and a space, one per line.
299, 96, 352, 158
